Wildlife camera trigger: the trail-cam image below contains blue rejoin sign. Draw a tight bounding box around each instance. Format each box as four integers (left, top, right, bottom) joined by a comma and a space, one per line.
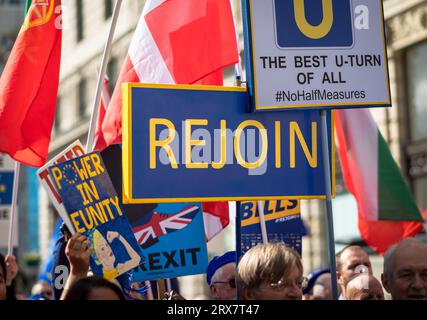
274, 0, 354, 48
122, 84, 335, 204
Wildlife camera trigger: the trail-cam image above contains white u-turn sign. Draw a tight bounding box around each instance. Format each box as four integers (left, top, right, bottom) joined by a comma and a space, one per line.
242, 0, 391, 111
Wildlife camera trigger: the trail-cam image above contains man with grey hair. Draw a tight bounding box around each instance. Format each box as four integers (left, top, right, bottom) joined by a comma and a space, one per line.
381, 238, 427, 300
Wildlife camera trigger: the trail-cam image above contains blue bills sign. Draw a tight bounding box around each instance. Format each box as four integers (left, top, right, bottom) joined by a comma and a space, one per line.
122, 84, 334, 204
239, 200, 305, 256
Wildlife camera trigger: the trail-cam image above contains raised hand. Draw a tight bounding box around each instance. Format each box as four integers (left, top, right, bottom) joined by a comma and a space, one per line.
65, 233, 93, 277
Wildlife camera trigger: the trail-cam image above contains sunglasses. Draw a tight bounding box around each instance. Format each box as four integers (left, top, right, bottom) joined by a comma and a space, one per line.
213, 279, 236, 289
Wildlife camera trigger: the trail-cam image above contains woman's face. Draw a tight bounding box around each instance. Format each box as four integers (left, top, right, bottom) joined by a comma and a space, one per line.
246, 264, 304, 300
95, 235, 115, 267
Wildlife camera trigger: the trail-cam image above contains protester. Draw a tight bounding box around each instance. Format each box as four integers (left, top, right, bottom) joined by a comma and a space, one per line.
0, 253, 6, 301
336, 245, 372, 299
303, 268, 336, 300
0, 253, 19, 301
237, 243, 306, 300
60, 233, 93, 300
52, 223, 71, 300
206, 251, 236, 300
5, 255, 18, 288
30, 280, 54, 300
303, 268, 330, 300
381, 238, 427, 300
63, 276, 126, 300
345, 273, 384, 300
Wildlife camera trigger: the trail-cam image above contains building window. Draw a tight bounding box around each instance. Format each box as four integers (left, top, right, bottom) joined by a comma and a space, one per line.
104, 0, 113, 20
407, 41, 427, 141
78, 78, 87, 118
107, 57, 117, 94
414, 176, 427, 212
405, 40, 427, 215
76, 0, 84, 42
53, 97, 61, 135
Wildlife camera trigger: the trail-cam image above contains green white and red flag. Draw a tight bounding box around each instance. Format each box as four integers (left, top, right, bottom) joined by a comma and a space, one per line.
335, 109, 424, 255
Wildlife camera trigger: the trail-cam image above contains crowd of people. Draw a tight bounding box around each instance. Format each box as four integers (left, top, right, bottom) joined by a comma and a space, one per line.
207, 238, 427, 300
1, 234, 426, 300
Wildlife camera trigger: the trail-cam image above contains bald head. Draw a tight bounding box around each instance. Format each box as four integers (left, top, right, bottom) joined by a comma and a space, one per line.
346, 274, 384, 300
336, 246, 372, 298
382, 238, 427, 300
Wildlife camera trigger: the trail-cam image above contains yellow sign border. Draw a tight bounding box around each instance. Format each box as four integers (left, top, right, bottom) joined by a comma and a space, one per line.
122, 83, 335, 204
248, 0, 392, 111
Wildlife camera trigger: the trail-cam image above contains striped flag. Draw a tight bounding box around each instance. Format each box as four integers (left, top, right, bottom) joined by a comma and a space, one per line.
335, 109, 424, 255
96, 0, 238, 150
203, 201, 230, 241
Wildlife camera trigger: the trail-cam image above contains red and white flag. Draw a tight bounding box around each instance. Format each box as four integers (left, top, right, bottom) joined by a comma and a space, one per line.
97, 0, 238, 150
203, 202, 230, 241
96, 0, 239, 241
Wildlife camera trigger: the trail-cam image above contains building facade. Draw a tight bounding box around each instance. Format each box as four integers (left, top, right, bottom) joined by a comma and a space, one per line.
0, 0, 24, 73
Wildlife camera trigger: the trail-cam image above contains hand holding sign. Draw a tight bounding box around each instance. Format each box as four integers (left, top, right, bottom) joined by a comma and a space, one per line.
65, 233, 93, 277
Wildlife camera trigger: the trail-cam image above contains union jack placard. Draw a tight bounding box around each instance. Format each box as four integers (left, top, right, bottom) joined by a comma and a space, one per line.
129, 203, 208, 282
132, 205, 199, 248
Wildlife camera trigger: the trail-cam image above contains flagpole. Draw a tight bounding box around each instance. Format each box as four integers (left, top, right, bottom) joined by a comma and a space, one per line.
85, 0, 122, 152
165, 278, 172, 292
235, 201, 241, 300
229, 0, 243, 86
7, 0, 33, 257
320, 109, 339, 300
257, 201, 268, 244
7, 163, 20, 256
145, 281, 154, 300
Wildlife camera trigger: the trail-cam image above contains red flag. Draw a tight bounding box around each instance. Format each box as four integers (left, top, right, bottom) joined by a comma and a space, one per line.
0, 0, 62, 167
96, 0, 238, 150
358, 218, 423, 256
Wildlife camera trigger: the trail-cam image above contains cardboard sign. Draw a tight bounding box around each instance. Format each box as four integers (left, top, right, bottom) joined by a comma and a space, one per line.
239, 200, 304, 255
122, 84, 334, 204
129, 202, 208, 282
0, 153, 17, 247
49, 151, 145, 280
242, 0, 391, 111
37, 140, 86, 233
